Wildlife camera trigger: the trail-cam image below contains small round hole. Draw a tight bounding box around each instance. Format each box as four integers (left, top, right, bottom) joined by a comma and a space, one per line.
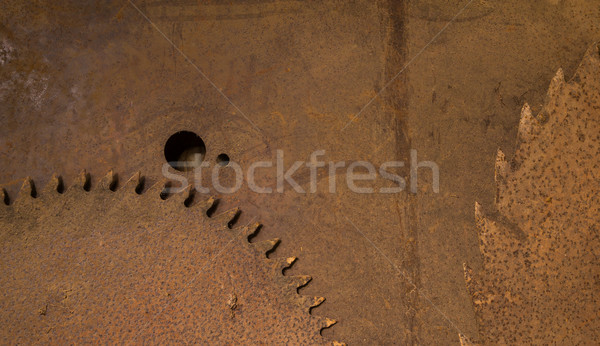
164, 131, 206, 172
216, 153, 230, 167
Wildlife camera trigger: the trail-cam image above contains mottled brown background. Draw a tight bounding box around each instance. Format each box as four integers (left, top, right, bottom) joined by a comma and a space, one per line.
1, 0, 599, 344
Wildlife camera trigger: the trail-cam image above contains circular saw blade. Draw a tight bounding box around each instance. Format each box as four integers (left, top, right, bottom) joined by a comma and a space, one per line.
463, 43, 600, 344
0, 171, 338, 344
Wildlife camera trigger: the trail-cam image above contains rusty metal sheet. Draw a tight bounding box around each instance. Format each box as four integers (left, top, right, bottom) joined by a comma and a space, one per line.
2, 0, 600, 344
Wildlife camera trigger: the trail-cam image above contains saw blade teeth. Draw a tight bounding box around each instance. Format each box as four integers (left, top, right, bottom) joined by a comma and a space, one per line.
517, 103, 536, 142
241, 221, 261, 240
16, 177, 37, 201
251, 238, 280, 256
464, 46, 600, 344
212, 207, 241, 228
1, 177, 332, 344
284, 256, 296, 268
272, 256, 297, 273
581, 42, 600, 67
43, 174, 64, 195
70, 170, 91, 192
122, 171, 144, 194
547, 67, 565, 99
198, 196, 218, 216
570, 43, 600, 88
171, 184, 194, 206
324, 318, 337, 328
203, 196, 218, 216
320, 318, 337, 330
99, 170, 118, 191
304, 296, 325, 312
289, 275, 312, 290
147, 179, 172, 200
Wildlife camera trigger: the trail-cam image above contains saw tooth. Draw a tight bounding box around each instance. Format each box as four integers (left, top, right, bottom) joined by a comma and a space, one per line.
288, 275, 312, 290
570, 43, 600, 88
121, 172, 144, 194
170, 184, 194, 206
16, 177, 37, 200
147, 179, 171, 200
251, 238, 280, 256
212, 208, 241, 229
581, 42, 600, 66
204, 197, 218, 217
196, 196, 217, 216
43, 174, 64, 195
587, 42, 600, 60
494, 149, 510, 183
517, 103, 536, 142
272, 256, 297, 274
320, 317, 337, 329
547, 68, 565, 99
99, 170, 118, 191
70, 170, 91, 191
240, 221, 261, 241
302, 296, 325, 312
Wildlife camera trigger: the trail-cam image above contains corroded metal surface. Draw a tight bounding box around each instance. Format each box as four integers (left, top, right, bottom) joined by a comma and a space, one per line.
2, 0, 600, 343
464, 44, 600, 344
0, 2, 415, 343
0, 171, 336, 343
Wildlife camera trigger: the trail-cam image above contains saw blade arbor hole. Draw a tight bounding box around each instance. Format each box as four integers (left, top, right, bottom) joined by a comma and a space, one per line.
164, 131, 206, 172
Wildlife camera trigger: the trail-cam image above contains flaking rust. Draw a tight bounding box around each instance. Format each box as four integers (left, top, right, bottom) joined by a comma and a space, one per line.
462, 43, 600, 344
0, 171, 341, 344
